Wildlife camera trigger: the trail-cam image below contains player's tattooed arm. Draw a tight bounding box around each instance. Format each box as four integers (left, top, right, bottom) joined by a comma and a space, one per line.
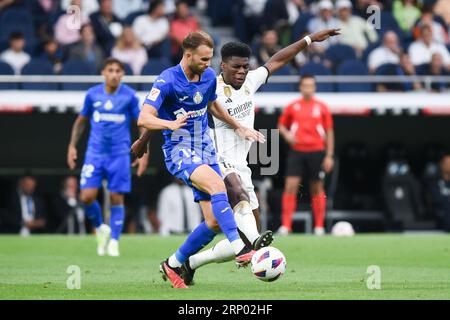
67, 115, 88, 169
264, 28, 341, 75
208, 100, 265, 143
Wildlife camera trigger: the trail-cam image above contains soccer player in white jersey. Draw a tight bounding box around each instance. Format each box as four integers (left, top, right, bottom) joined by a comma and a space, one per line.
180, 28, 340, 285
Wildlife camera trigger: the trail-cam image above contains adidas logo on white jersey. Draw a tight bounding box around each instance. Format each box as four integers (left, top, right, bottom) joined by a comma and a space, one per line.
225, 98, 233, 103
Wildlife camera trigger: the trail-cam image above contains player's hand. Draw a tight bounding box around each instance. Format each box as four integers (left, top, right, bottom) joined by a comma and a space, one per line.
310, 28, 341, 43
130, 138, 148, 159
132, 155, 149, 177
322, 154, 334, 173
235, 127, 266, 143
67, 145, 77, 170
168, 111, 194, 131
285, 132, 297, 146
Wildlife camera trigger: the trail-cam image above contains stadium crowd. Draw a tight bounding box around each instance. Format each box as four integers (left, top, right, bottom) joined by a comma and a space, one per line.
0, 0, 449, 91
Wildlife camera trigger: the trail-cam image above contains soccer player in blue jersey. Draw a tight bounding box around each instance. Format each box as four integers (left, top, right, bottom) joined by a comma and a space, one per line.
136, 31, 264, 288
67, 58, 148, 257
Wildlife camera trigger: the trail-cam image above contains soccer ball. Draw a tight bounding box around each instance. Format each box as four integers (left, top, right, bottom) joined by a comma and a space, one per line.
251, 247, 286, 282
331, 221, 355, 237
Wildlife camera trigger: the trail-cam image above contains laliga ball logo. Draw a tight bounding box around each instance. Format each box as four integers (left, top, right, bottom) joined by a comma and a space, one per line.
251, 247, 286, 282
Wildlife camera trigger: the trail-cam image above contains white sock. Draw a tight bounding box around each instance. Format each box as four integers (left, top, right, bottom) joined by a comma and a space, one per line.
230, 239, 246, 254
168, 254, 182, 268
189, 239, 235, 270
233, 201, 260, 245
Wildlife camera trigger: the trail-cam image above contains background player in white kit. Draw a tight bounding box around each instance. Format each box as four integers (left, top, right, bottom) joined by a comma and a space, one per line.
181, 28, 340, 285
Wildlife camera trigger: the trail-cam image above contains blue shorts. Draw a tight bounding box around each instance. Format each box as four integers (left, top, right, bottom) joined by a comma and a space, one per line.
80, 153, 131, 193
163, 143, 222, 202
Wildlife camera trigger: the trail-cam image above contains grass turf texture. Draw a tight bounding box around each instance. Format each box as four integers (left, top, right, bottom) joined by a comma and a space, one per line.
0, 234, 449, 300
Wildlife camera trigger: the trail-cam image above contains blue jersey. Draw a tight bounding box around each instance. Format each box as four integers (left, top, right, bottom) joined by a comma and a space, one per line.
143, 64, 217, 152
80, 83, 140, 156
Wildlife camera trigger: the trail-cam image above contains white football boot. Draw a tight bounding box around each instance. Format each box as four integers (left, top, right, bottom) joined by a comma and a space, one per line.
107, 239, 120, 257
96, 224, 111, 256
314, 227, 325, 236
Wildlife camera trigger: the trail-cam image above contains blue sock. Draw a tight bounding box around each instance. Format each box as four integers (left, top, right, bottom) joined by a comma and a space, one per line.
84, 200, 103, 228
110, 205, 125, 240
175, 222, 217, 263
211, 192, 240, 242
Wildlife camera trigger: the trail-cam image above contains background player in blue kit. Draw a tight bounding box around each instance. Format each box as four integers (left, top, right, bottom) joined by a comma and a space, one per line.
67, 58, 149, 257
137, 31, 265, 288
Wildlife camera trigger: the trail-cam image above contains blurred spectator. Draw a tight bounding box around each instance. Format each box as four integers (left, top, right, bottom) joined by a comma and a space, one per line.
0, 31, 30, 75
132, 0, 170, 57
89, 0, 123, 55
40, 37, 64, 74
421, 53, 449, 92
157, 179, 202, 236
68, 23, 104, 72
61, 0, 98, 19
49, 176, 85, 234
113, 0, 148, 20
253, 29, 281, 66
262, 0, 289, 32
408, 24, 450, 70
336, 0, 378, 57
412, 8, 449, 45
433, 0, 450, 27
427, 153, 450, 232
286, 0, 305, 26
111, 26, 148, 75
169, 0, 201, 62
306, 0, 339, 53
0, 176, 46, 235
54, 0, 89, 46
352, 0, 386, 20
376, 52, 422, 92
233, 0, 268, 43
392, 0, 421, 37
368, 31, 401, 73
0, 0, 15, 11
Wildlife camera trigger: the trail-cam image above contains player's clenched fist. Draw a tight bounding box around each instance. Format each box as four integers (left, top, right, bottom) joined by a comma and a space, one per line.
67, 145, 77, 169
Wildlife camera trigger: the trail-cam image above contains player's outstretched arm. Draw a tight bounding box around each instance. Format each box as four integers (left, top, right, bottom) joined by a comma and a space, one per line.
137, 104, 191, 131
264, 28, 340, 75
67, 115, 88, 169
208, 100, 265, 143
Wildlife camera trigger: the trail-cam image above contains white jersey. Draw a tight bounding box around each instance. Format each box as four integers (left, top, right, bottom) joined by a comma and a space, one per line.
210, 66, 269, 210
211, 66, 269, 165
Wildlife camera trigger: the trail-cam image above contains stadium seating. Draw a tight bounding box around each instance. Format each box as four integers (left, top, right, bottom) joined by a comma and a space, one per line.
60, 59, 97, 90
21, 59, 58, 90
336, 59, 372, 92
259, 65, 296, 92
141, 57, 172, 91
0, 61, 17, 89
324, 44, 357, 71
290, 12, 314, 43
377, 11, 403, 40
0, 6, 37, 54
299, 62, 334, 92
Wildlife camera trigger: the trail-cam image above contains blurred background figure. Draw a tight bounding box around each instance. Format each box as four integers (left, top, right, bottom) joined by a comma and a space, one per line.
67, 23, 104, 72
253, 28, 281, 67
0, 31, 30, 75
169, 0, 201, 63
132, 0, 170, 58
40, 36, 64, 74
368, 31, 401, 73
277, 75, 335, 236
427, 153, 450, 232
157, 179, 202, 236
0, 175, 46, 236
306, 0, 339, 54
48, 176, 85, 234
111, 26, 148, 75
54, 0, 90, 47
89, 0, 123, 56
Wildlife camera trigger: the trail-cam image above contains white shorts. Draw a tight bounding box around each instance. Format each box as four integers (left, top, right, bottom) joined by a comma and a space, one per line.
218, 156, 259, 210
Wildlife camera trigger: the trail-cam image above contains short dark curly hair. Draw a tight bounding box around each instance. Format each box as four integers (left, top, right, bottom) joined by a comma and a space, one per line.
221, 41, 252, 62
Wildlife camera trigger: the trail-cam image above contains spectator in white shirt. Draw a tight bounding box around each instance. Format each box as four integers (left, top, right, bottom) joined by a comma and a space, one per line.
112, 0, 147, 20
336, 0, 378, 57
132, 0, 169, 56
408, 23, 450, 71
307, 0, 339, 53
368, 31, 401, 73
0, 32, 30, 75
111, 26, 148, 75
157, 179, 202, 236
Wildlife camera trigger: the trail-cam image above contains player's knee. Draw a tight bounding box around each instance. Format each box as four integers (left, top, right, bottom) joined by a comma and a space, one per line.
207, 178, 226, 195
80, 193, 96, 205
310, 181, 324, 195
284, 182, 298, 194
110, 193, 124, 206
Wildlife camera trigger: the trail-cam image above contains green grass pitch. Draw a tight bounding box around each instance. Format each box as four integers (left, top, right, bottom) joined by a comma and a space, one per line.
0, 234, 449, 300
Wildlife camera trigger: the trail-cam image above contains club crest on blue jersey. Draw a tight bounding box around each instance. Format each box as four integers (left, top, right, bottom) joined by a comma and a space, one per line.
193, 91, 203, 104
104, 100, 113, 110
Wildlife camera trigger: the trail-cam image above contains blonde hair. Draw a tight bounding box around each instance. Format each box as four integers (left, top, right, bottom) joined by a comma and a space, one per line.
115, 27, 142, 50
